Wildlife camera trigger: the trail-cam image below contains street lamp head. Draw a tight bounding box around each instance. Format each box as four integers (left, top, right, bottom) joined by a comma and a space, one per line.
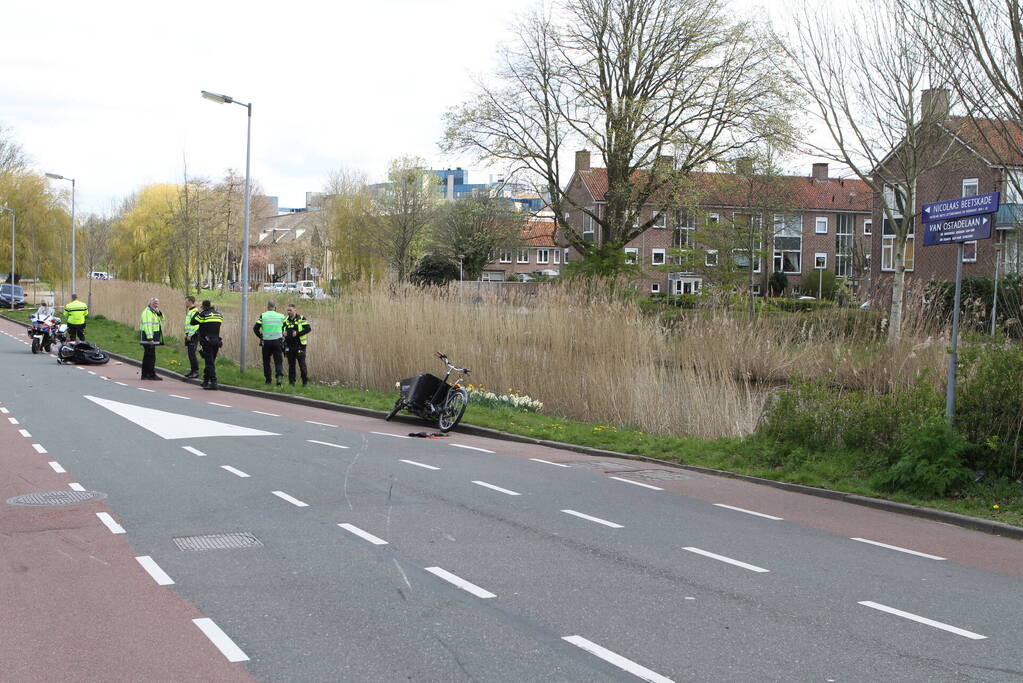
201, 90, 233, 105
45, 173, 64, 180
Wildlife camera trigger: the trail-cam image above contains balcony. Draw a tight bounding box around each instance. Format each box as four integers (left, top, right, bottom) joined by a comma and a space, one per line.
995, 203, 1023, 227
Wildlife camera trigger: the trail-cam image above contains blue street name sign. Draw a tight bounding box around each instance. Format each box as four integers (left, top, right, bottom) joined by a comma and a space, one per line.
922, 191, 1000, 223
922, 213, 993, 246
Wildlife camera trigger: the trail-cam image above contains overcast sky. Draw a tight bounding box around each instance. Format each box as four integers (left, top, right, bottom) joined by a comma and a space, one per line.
3, 0, 784, 215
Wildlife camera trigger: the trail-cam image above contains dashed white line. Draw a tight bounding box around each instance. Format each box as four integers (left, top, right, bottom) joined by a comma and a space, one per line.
714, 504, 784, 521
851, 538, 946, 561
137, 387, 155, 392
220, 465, 250, 478
192, 618, 250, 662
68, 482, 86, 491
452, 444, 495, 453
371, 431, 409, 439
472, 480, 521, 496
307, 439, 350, 449
400, 459, 440, 470
169, 394, 191, 400
136, 555, 175, 585
96, 512, 126, 534
182, 446, 206, 457
609, 476, 663, 491
858, 601, 986, 639
425, 566, 496, 598
8, 417, 19, 424
272, 490, 309, 507
252, 410, 279, 416
87, 371, 96, 375
32, 444, 47, 454
563, 635, 674, 683
0, 407, 8, 413
530, 458, 571, 468
338, 523, 388, 546
306, 420, 336, 427
48, 461, 66, 473
18, 428, 31, 438
207, 402, 231, 407
114, 381, 128, 386
682, 547, 769, 573
562, 510, 623, 528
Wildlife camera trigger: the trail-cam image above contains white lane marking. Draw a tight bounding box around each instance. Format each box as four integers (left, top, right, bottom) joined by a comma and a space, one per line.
307, 439, 350, 449
182, 446, 206, 457
88, 371, 96, 375
563, 635, 674, 683
96, 512, 126, 534
84, 395, 278, 440
169, 394, 191, 400
306, 420, 336, 427
338, 523, 388, 546
425, 566, 496, 598
472, 480, 521, 496
0, 407, 7, 413
8, 417, 18, 424
114, 381, 128, 386
562, 509, 623, 528
48, 461, 66, 473
609, 476, 663, 491
207, 402, 231, 407
452, 444, 495, 453
192, 617, 250, 662
683, 547, 769, 573
272, 490, 309, 507
32, 443, 47, 453
400, 459, 440, 470
858, 601, 986, 639
371, 431, 409, 439
714, 504, 784, 521
135, 555, 175, 585
99, 376, 110, 381
69, 482, 86, 491
137, 387, 155, 392
18, 429, 31, 438
220, 465, 250, 478
851, 538, 946, 561
530, 458, 571, 467
252, 410, 280, 416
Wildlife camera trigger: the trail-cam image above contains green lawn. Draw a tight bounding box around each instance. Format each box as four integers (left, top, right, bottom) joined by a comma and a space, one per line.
7, 310, 1019, 529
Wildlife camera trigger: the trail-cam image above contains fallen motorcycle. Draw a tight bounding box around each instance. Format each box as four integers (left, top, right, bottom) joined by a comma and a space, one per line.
56, 340, 110, 365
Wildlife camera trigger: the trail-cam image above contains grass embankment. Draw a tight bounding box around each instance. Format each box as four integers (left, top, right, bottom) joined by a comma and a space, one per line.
9, 308, 1019, 529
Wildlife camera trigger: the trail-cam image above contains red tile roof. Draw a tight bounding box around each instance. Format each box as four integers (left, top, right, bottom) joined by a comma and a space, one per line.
521, 218, 557, 246
947, 117, 1023, 166
576, 168, 872, 212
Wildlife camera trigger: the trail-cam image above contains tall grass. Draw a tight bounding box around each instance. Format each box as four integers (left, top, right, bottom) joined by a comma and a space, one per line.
86, 280, 947, 440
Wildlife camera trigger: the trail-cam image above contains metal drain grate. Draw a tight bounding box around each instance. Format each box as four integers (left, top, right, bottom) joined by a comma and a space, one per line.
173, 532, 263, 551
7, 490, 107, 506
617, 469, 691, 481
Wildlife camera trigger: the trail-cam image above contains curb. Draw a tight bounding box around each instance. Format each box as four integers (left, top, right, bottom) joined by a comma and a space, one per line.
4, 313, 1021, 541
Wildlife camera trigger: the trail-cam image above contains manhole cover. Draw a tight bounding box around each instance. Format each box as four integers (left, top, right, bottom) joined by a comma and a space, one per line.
7, 490, 107, 506
567, 460, 640, 472
173, 532, 263, 551
618, 469, 691, 481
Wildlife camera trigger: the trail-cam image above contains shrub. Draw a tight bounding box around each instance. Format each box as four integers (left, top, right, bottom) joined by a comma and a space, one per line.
410, 254, 459, 286
873, 416, 971, 497
800, 269, 838, 300
956, 342, 1023, 478
768, 271, 787, 296
769, 297, 834, 313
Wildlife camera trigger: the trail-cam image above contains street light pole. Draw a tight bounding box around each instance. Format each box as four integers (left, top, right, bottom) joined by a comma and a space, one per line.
0, 206, 14, 309
202, 90, 253, 373
45, 173, 76, 295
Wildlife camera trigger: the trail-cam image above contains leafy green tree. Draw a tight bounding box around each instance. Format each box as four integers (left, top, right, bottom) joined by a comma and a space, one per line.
410, 253, 459, 286
375, 157, 439, 283
430, 194, 523, 281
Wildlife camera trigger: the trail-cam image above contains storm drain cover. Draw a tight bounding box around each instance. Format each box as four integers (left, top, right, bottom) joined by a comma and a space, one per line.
173, 532, 263, 551
567, 460, 641, 472
618, 469, 691, 481
7, 490, 107, 506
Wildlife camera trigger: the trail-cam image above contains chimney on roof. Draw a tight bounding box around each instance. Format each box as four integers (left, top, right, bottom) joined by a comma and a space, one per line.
575, 150, 591, 172
921, 88, 950, 122
811, 162, 829, 181
735, 157, 754, 175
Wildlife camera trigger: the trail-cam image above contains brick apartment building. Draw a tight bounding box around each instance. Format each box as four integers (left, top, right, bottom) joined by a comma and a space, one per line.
562, 151, 872, 295
481, 217, 564, 281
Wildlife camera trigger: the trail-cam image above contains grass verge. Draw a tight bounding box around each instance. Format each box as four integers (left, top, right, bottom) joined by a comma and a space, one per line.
9, 310, 1019, 530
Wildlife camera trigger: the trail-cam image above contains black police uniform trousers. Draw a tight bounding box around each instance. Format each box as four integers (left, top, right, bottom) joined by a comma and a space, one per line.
141, 342, 158, 377
67, 323, 86, 341
200, 339, 219, 384
262, 338, 284, 382
286, 344, 308, 385
185, 337, 200, 374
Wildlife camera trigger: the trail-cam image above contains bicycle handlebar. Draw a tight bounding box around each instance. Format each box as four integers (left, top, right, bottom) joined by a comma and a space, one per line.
435, 352, 470, 375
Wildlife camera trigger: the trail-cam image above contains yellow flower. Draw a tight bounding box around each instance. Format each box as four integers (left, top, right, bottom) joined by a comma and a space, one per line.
993, 504, 1000, 509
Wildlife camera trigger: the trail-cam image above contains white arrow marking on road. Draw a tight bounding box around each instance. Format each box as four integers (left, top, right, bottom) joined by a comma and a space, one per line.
84, 395, 278, 440
851, 538, 946, 560
858, 601, 986, 639
563, 636, 675, 683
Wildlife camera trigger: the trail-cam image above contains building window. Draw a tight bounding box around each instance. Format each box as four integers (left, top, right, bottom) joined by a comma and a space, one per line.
653, 210, 667, 229
499, 251, 512, 264
706, 212, 720, 227
651, 248, 666, 266
673, 226, 693, 249
651, 283, 660, 294
815, 216, 828, 234
583, 207, 596, 243
553, 250, 561, 264
1000, 230, 1022, 274
733, 244, 762, 273
881, 218, 914, 271
517, 249, 529, 264
836, 214, 853, 278
883, 184, 906, 218
962, 178, 979, 197
564, 248, 570, 263
814, 253, 828, 269
481, 270, 505, 281
670, 276, 701, 294
705, 250, 718, 267
1006, 170, 1023, 204
863, 219, 873, 236
537, 249, 550, 264
963, 240, 977, 262
773, 214, 802, 274
624, 248, 638, 264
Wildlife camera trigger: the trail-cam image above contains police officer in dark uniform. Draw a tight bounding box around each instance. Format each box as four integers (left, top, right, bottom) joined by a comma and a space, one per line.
193, 300, 224, 390
183, 295, 201, 379
283, 303, 312, 386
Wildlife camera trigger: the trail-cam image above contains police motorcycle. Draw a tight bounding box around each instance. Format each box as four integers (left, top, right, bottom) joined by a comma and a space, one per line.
385, 353, 470, 432
28, 313, 61, 354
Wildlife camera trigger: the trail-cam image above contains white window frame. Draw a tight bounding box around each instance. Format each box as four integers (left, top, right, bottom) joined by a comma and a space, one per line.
883, 184, 905, 218
963, 240, 978, 262
653, 210, 667, 229
815, 216, 828, 234
863, 219, 873, 236
814, 253, 828, 269
498, 251, 512, 264
517, 248, 529, 264
583, 207, 596, 243
881, 219, 915, 272
962, 178, 979, 197
705, 250, 718, 267
536, 248, 550, 264
553, 249, 561, 264
1006, 170, 1023, 204
651, 248, 666, 266
650, 282, 660, 294
706, 212, 720, 227
624, 248, 638, 264
773, 214, 802, 274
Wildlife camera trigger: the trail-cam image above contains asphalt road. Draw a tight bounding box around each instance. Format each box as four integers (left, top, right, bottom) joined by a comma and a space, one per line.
2, 317, 1022, 682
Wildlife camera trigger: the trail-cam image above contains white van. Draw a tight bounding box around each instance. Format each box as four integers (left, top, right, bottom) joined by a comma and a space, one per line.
296, 280, 315, 295
89, 271, 111, 280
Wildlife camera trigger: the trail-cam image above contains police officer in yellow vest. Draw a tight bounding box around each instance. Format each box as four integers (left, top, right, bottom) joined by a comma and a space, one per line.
283, 303, 312, 387
63, 293, 89, 341
183, 295, 201, 379
139, 298, 164, 380
253, 300, 287, 386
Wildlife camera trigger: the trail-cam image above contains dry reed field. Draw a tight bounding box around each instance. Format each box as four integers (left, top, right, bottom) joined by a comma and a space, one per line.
85, 280, 948, 440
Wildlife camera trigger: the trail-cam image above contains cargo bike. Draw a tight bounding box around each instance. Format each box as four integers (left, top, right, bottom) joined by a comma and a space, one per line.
385, 353, 470, 432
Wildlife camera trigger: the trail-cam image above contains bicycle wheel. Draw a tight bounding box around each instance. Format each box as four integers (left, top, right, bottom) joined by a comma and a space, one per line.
437, 390, 468, 432
385, 398, 404, 422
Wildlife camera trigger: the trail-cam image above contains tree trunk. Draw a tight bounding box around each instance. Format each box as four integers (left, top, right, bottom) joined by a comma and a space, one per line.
888, 238, 907, 341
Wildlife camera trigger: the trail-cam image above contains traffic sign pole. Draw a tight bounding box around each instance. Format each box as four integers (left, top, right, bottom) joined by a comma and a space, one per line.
945, 242, 964, 422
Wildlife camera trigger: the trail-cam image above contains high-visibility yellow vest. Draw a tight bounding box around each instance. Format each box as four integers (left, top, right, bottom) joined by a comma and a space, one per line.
140, 306, 163, 341
64, 300, 88, 325
184, 307, 200, 336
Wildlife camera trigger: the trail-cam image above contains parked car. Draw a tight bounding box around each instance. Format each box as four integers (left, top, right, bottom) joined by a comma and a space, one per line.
89, 271, 112, 280
296, 280, 316, 295
271, 282, 287, 293
0, 283, 25, 308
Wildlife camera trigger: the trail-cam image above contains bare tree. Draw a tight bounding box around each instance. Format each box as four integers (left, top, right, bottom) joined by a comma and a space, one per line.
442, 0, 796, 263
780, 0, 967, 339
322, 169, 386, 285
430, 194, 524, 281
375, 157, 439, 283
